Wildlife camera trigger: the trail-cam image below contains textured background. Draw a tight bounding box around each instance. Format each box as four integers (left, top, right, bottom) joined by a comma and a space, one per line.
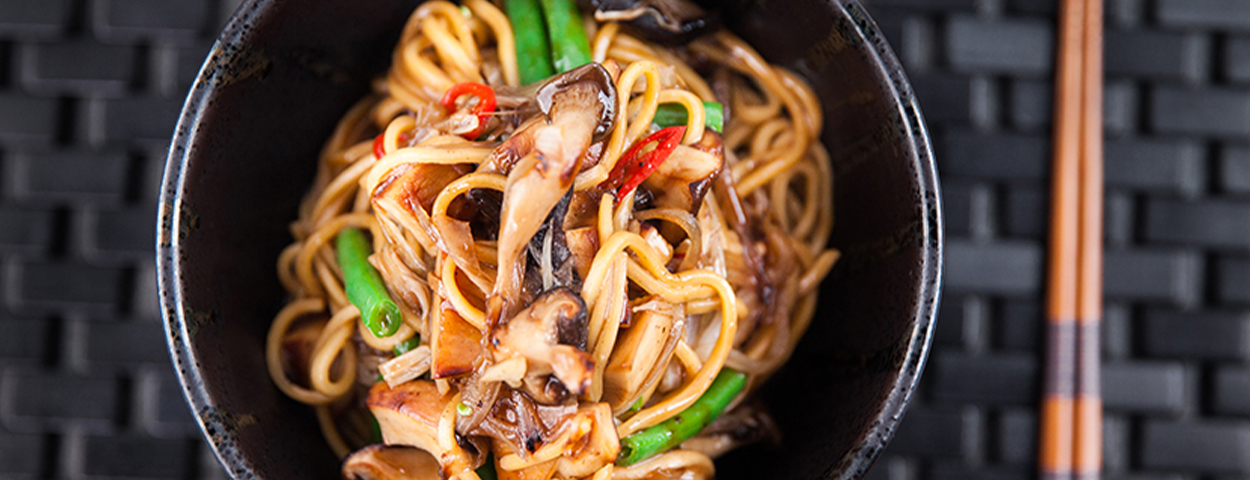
0, 0, 240, 478
0, 0, 1242, 478
867, 0, 1250, 479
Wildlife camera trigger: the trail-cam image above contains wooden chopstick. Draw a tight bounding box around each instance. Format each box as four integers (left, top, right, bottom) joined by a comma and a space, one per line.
1072, 0, 1103, 478
1040, 0, 1102, 479
1038, 0, 1082, 474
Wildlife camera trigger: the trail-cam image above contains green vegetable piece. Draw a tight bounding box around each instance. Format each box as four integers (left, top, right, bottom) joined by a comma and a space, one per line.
337, 227, 402, 338
369, 412, 383, 443
393, 336, 421, 356
652, 102, 724, 133
629, 397, 644, 412
456, 402, 473, 416
476, 454, 499, 480
505, 0, 555, 84
539, 0, 592, 73
616, 368, 747, 466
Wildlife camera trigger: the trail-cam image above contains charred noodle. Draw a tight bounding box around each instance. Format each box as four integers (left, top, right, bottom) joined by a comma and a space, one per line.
267, 1, 838, 479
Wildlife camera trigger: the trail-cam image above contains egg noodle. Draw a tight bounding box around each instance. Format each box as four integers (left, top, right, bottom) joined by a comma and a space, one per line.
266, 1, 838, 478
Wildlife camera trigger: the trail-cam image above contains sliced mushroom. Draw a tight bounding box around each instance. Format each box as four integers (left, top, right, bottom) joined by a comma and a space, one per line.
479, 356, 528, 387
563, 226, 600, 281
481, 116, 543, 175
483, 64, 618, 175
465, 188, 504, 241
491, 402, 620, 478
432, 212, 490, 291
640, 131, 724, 214
603, 299, 684, 412
372, 162, 472, 256
490, 288, 594, 398
485, 65, 618, 324
526, 187, 579, 292
578, 0, 718, 44
520, 372, 578, 406
533, 64, 618, 143
366, 380, 454, 459
429, 304, 483, 379
492, 444, 557, 480
562, 187, 607, 231
552, 403, 620, 478
471, 386, 575, 458
342, 444, 441, 480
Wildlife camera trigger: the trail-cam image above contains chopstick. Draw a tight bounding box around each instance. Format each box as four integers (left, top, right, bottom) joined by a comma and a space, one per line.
1039, 0, 1102, 479
1073, 0, 1103, 478
1038, 0, 1082, 474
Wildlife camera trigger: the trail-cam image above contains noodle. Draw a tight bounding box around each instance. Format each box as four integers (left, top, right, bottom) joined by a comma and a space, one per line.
265, 2, 839, 478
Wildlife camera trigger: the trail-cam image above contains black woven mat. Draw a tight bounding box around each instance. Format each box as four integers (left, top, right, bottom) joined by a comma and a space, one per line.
867, 0, 1250, 479
0, 0, 1237, 478
0, 0, 237, 477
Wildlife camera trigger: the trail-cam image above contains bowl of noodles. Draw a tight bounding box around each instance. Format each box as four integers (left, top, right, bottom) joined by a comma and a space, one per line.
157, 0, 941, 479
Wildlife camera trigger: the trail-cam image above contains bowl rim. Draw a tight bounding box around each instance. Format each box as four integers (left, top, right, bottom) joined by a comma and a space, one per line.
157, 0, 272, 476
156, 1, 943, 478
828, 2, 942, 478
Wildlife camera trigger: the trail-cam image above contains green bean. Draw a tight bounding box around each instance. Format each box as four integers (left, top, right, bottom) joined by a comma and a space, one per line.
539, 0, 592, 73
505, 0, 555, 84
652, 102, 724, 133
616, 368, 747, 466
336, 227, 402, 338
392, 336, 421, 356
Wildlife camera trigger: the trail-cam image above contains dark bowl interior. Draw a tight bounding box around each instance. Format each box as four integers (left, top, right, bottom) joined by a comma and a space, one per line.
157, 0, 942, 478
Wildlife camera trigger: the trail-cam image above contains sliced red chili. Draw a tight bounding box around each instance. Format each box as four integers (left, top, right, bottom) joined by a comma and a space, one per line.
607, 126, 686, 201
440, 82, 497, 139
372, 130, 414, 159
372, 133, 386, 159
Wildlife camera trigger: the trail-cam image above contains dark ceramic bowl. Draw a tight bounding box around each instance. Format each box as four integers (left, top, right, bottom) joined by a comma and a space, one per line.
158, 0, 942, 478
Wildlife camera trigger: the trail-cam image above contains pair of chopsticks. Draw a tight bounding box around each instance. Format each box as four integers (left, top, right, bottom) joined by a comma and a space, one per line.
1038, 0, 1103, 479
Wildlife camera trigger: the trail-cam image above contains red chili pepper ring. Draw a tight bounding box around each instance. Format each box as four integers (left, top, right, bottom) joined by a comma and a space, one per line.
372, 130, 414, 159
440, 82, 497, 139
607, 126, 686, 201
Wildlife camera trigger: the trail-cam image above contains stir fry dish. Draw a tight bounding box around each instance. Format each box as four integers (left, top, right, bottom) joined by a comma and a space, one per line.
266, 0, 839, 478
